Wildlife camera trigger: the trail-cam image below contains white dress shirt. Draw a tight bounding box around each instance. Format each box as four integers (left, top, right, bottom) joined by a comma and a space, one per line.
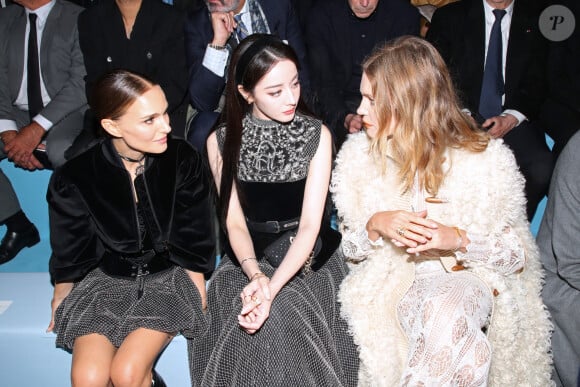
0, 0, 56, 133
202, 1, 252, 78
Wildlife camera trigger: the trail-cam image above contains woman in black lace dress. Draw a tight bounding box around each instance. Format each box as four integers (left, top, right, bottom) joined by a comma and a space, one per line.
189, 35, 358, 386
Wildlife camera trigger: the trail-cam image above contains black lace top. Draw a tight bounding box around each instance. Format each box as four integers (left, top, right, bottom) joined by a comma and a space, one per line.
217, 113, 341, 263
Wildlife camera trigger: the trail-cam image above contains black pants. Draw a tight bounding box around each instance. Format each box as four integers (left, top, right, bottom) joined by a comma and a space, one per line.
502, 120, 554, 220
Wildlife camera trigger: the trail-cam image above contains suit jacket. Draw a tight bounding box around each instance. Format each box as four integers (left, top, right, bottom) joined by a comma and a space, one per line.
48, 137, 216, 283
306, 0, 419, 142
540, 0, 580, 155
537, 131, 580, 387
184, 0, 311, 112
0, 0, 86, 127
426, 0, 548, 120
78, 0, 189, 136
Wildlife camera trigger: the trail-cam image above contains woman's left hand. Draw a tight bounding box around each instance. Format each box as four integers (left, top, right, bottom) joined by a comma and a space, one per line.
46, 282, 73, 333
406, 221, 465, 255
238, 274, 272, 334
238, 298, 272, 334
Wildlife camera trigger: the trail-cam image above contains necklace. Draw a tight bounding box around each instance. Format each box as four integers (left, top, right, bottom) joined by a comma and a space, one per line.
117, 152, 145, 163
118, 152, 145, 176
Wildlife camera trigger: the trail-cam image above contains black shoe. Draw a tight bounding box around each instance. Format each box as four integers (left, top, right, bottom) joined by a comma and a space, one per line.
151, 369, 166, 387
0, 225, 40, 265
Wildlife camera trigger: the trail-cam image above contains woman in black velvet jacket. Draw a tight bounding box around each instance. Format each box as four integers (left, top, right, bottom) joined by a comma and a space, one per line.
46, 70, 215, 387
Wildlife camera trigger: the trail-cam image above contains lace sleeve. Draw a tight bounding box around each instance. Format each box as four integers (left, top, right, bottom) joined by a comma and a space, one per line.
455, 226, 525, 275
340, 225, 378, 261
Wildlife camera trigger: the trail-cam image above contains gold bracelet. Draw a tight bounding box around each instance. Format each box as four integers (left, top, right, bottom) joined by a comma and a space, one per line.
250, 272, 266, 281
240, 257, 257, 266
453, 226, 464, 251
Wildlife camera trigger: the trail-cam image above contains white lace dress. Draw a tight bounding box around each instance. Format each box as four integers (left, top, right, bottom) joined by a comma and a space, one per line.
341, 183, 525, 386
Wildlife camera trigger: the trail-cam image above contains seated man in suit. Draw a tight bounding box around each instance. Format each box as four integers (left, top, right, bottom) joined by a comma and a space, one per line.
184, 0, 311, 150
0, 0, 86, 265
427, 0, 554, 220
537, 130, 580, 387
305, 0, 419, 148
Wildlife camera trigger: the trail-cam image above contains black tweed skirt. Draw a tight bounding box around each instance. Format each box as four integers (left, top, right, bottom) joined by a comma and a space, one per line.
54, 265, 207, 350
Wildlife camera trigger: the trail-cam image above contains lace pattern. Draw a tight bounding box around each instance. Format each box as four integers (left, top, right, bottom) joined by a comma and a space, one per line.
217, 113, 321, 183
458, 228, 525, 275
397, 271, 493, 387
340, 227, 375, 261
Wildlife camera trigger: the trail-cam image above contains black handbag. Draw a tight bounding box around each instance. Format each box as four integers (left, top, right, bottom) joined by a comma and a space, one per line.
263, 230, 322, 268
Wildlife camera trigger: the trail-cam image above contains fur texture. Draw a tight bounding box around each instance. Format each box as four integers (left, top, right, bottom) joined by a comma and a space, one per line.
331, 133, 553, 386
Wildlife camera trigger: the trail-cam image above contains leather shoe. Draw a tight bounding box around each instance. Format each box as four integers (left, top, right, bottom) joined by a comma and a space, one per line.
0, 225, 40, 265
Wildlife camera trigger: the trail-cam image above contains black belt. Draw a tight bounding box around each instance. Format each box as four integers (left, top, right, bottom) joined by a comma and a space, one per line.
99, 249, 173, 279
246, 217, 300, 234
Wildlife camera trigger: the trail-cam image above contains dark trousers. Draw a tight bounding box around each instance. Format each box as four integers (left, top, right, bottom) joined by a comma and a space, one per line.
502, 120, 554, 220
186, 111, 219, 152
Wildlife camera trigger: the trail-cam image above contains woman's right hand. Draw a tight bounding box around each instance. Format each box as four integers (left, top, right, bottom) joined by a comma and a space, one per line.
366, 210, 438, 248
46, 282, 73, 333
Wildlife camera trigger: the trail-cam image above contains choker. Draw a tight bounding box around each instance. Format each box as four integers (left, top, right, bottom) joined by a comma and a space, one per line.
117, 152, 145, 163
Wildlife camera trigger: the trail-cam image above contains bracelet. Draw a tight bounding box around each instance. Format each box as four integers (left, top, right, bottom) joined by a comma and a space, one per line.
240, 257, 257, 266
208, 43, 227, 51
453, 227, 464, 251
250, 272, 266, 281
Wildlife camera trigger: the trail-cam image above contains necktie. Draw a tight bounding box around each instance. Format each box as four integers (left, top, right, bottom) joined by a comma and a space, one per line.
478, 9, 506, 119
27, 13, 43, 120
234, 14, 249, 43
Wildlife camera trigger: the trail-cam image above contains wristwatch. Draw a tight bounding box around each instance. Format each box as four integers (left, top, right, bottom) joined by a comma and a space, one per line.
208, 43, 227, 51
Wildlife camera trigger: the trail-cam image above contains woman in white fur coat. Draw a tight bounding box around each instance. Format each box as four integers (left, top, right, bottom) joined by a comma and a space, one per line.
331, 36, 553, 386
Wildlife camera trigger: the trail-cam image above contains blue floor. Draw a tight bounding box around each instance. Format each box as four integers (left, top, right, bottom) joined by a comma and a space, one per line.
0, 162, 51, 273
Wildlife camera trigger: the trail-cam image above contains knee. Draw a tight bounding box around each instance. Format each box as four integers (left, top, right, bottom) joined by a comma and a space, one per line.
436, 276, 492, 323
46, 138, 70, 168
110, 359, 150, 387
71, 363, 110, 387
526, 162, 553, 190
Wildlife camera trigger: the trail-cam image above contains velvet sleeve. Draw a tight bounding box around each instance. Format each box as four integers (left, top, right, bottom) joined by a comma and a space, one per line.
48, 170, 103, 284
167, 142, 216, 273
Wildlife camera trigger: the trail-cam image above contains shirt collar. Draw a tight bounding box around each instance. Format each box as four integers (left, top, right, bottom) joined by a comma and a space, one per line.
482, 0, 514, 21
236, 0, 249, 17
26, 0, 56, 28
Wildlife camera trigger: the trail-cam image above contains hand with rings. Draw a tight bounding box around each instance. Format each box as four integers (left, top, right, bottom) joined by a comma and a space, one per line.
239, 290, 272, 334
366, 209, 438, 249
396, 227, 406, 237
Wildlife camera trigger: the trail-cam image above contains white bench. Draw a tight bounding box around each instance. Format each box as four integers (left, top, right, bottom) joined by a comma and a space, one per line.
0, 272, 191, 387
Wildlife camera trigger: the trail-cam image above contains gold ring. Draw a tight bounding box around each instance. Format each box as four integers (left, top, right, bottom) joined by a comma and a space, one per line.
396, 227, 406, 237
251, 296, 261, 305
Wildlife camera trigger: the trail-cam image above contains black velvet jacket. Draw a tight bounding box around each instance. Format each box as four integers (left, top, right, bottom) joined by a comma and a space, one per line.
48, 138, 215, 283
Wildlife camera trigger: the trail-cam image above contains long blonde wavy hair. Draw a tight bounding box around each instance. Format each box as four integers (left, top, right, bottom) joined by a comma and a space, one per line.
363, 36, 490, 195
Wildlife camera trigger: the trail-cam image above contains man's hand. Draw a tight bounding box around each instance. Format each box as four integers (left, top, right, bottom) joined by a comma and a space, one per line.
482, 113, 518, 138
210, 11, 237, 47
344, 113, 363, 133
0, 130, 18, 146
4, 122, 46, 170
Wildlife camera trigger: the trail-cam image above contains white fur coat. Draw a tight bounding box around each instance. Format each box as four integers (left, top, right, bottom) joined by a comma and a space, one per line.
331, 133, 553, 386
